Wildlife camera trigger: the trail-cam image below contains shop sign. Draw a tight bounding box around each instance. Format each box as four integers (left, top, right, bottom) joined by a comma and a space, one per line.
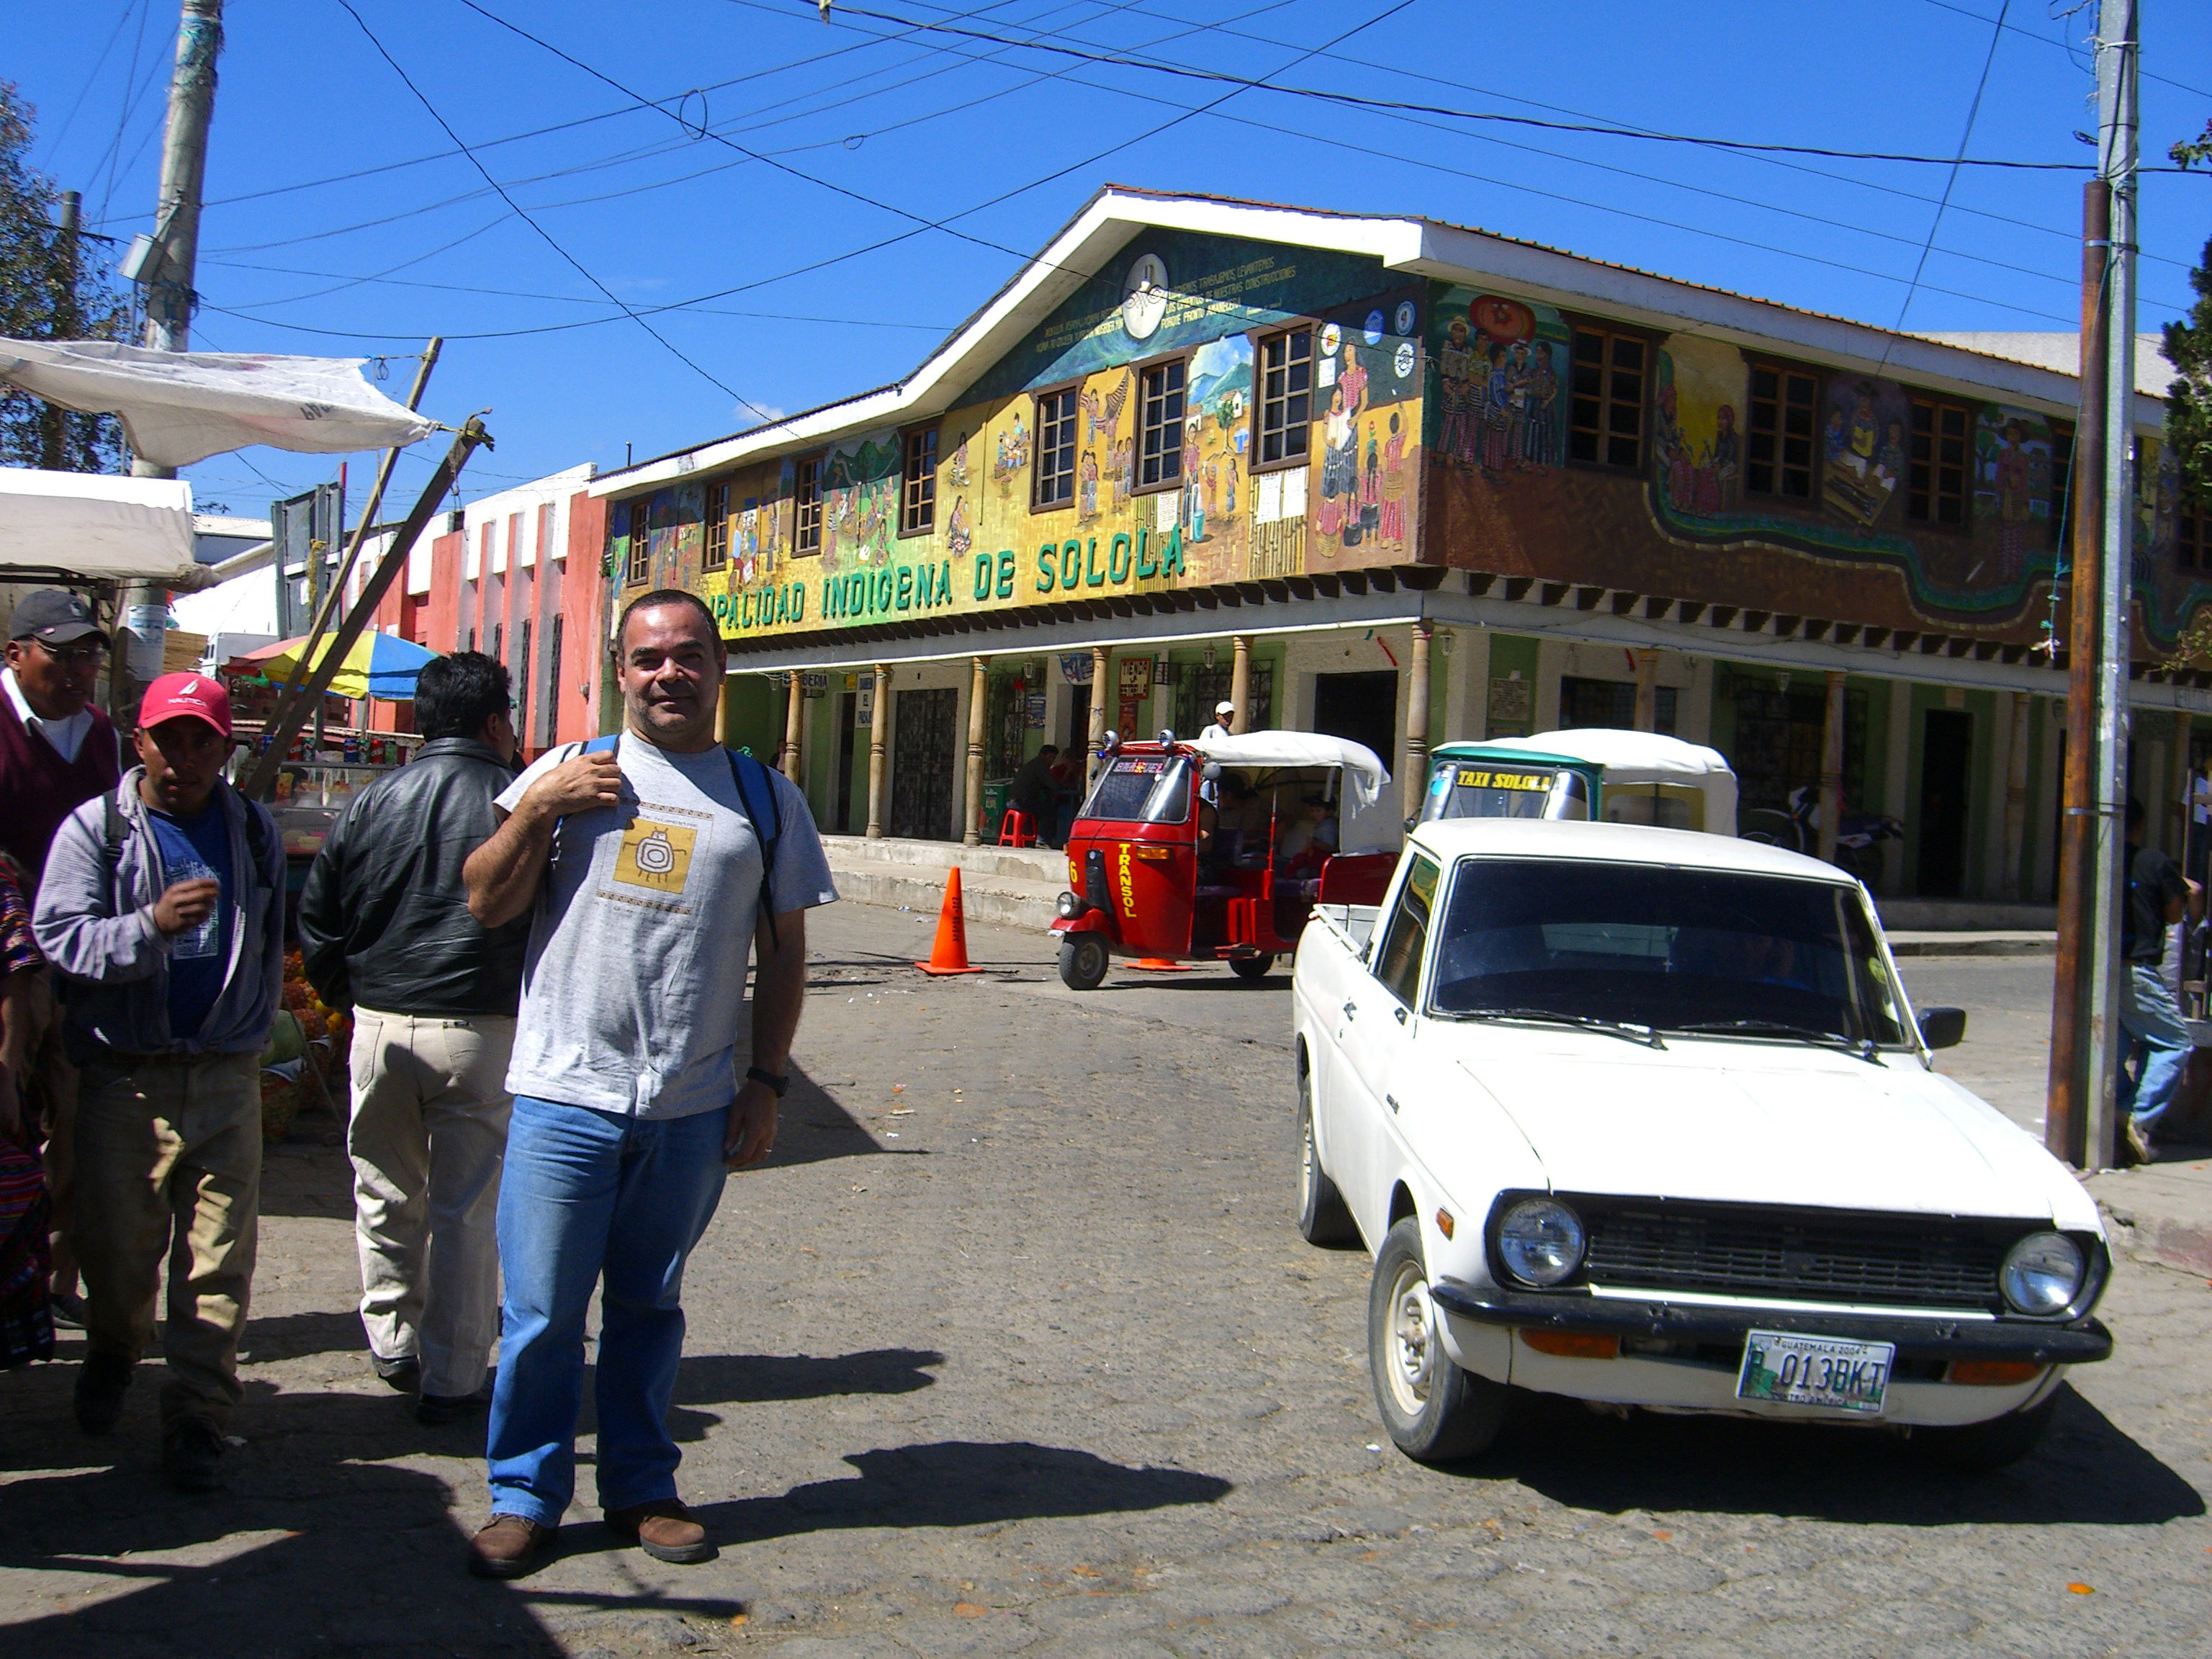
1025, 691, 1047, 729
1059, 652, 1094, 685
800, 671, 829, 698
855, 680, 875, 725
1118, 656, 1154, 698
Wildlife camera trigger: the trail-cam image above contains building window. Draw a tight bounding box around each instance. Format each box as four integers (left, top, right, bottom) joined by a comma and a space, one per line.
490, 622, 503, 665
1746, 365, 1818, 499
1559, 675, 1678, 736
515, 619, 531, 742
795, 459, 822, 554
624, 500, 651, 584
2049, 421, 2075, 551
2182, 494, 2208, 572
902, 427, 938, 534
545, 614, 563, 747
703, 481, 729, 571
1908, 397, 1970, 526
1035, 388, 1078, 508
1255, 326, 1313, 469
1568, 326, 1645, 469
1138, 359, 1187, 490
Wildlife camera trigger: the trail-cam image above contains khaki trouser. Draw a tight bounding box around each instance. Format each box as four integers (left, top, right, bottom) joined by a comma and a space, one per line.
20, 972, 80, 1287
349, 1010, 514, 1398
71, 1049, 262, 1429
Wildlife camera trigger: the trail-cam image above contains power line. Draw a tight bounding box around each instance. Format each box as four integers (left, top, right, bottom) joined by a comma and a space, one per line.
331, 0, 763, 413
1923, 0, 2210, 101
40, 0, 141, 163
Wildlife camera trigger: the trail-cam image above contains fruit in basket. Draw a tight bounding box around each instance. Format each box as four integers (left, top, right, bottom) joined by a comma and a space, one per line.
282, 981, 312, 1013
259, 1068, 300, 1142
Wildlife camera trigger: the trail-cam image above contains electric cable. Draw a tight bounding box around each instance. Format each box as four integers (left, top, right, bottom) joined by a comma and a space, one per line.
1925, 0, 2208, 101
39, 0, 141, 163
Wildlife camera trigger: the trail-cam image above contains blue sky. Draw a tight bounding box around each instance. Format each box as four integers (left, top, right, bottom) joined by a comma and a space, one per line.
7, 0, 2210, 522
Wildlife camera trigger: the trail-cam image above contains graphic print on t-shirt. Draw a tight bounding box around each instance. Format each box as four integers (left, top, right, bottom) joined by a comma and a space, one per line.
614, 817, 698, 894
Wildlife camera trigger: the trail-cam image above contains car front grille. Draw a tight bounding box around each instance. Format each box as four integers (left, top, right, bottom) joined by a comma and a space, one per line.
1580, 1201, 2020, 1312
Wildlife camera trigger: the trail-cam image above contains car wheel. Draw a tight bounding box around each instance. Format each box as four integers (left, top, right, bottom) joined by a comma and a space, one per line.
1367, 1218, 1506, 1462
1914, 1395, 2057, 1472
1230, 953, 1277, 982
1057, 934, 1108, 991
1296, 1066, 1357, 1247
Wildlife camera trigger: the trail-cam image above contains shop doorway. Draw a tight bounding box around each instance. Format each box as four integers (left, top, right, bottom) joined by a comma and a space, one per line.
890, 686, 958, 840
1313, 671, 1398, 768
1067, 683, 1092, 763
835, 691, 858, 833
1917, 709, 1974, 896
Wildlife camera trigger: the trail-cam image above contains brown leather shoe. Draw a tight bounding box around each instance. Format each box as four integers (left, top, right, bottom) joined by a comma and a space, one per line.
603, 1499, 716, 1564
467, 1514, 556, 1578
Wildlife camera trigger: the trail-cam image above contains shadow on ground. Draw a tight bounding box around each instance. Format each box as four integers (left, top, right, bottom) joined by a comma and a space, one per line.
1461, 1384, 2203, 1527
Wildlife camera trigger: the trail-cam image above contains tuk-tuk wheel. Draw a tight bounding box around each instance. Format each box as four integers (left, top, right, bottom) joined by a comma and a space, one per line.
1058, 933, 1109, 991
1229, 953, 1277, 983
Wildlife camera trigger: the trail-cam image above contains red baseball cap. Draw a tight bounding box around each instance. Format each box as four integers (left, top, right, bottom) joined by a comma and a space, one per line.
138, 672, 233, 738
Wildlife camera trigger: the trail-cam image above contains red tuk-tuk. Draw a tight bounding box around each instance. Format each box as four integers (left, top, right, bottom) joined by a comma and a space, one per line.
1049, 732, 1398, 989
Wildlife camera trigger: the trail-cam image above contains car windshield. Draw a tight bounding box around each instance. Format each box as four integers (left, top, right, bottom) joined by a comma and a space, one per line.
1427, 858, 1911, 1045
1422, 762, 1584, 822
1079, 755, 1193, 824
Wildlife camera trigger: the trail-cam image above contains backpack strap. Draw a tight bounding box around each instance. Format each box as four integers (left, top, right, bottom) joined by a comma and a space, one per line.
99, 781, 275, 912
726, 750, 784, 950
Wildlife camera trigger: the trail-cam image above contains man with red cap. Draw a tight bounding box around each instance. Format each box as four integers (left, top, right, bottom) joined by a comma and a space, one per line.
32, 671, 284, 1492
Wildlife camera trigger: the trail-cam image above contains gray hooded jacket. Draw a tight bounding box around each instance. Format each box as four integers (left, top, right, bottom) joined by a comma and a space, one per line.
32, 770, 284, 1061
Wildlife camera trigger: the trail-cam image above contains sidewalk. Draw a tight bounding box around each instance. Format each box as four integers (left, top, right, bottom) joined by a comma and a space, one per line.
2086, 1152, 2212, 1279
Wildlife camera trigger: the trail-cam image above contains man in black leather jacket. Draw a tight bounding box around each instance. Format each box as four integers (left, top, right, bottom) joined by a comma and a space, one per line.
299, 652, 529, 1424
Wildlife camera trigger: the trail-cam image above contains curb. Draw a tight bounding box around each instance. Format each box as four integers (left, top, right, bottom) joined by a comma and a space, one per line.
2092, 1199, 2212, 1280
1885, 934, 2056, 958
828, 864, 1061, 932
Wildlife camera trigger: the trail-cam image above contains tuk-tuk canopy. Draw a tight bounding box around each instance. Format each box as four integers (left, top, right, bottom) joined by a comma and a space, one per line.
1190, 732, 1391, 815
1476, 729, 1738, 833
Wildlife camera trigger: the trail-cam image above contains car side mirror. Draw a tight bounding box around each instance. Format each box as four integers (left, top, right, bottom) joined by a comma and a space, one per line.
1917, 1006, 1966, 1051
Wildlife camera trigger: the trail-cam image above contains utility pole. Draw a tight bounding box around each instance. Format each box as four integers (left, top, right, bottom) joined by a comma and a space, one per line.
118, 0, 224, 709
38, 192, 82, 470
2046, 0, 2138, 1172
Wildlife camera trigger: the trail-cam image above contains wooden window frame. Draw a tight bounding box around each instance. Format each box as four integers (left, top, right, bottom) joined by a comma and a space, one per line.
703, 480, 730, 572
1906, 395, 1972, 531
2048, 419, 2075, 552
793, 457, 824, 555
2180, 490, 2208, 574
1030, 379, 1082, 513
1247, 321, 1317, 477
1744, 360, 1822, 502
1133, 349, 1192, 498
623, 498, 651, 585
1564, 320, 1652, 473
899, 425, 939, 537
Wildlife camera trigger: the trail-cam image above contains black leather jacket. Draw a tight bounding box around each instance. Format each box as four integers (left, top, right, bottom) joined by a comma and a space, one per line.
298, 737, 528, 1017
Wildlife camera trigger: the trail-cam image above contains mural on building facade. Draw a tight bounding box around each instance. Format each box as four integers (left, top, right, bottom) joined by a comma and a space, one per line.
1429, 289, 1569, 477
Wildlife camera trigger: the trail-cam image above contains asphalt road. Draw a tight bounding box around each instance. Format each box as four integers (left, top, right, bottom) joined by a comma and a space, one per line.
2, 912, 2206, 1658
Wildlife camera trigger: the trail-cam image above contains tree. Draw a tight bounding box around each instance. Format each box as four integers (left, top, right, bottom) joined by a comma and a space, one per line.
2170, 122, 2212, 503
1, 81, 130, 472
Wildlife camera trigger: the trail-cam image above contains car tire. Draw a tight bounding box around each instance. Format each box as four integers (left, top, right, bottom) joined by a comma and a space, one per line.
1230, 953, 1277, 983
1914, 1395, 2057, 1472
1296, 1067, 1358, 1247
1367, 1218, 1506, 1462
1057, 934, 1108, 991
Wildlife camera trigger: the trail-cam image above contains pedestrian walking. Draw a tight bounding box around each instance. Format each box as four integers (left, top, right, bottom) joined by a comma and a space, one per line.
3, 589, 125, 1333
1, 848, 53, 1371
30, 673, 283, 1491
459, 590, 837, 1578
297, 652, 528, 1424
2118, 796, 2204, 1164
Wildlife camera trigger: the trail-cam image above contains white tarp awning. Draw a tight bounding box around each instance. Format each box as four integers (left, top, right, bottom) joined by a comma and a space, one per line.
0, 467, 198, 580
0, 340, 436, 467
1191, 732, 1391, 814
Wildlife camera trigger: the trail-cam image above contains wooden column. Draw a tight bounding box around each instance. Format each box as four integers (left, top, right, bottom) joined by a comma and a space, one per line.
2002, 691, 2032, 900
964, 655, 988, 845
1632, 649, 1658, 732
1403, 622, 1432, 820
1230, 634, 1252, 734
2170, 715, 2194, 864
1816, 670, 1847, 866
1087, 644, 1110, 783
781, 670, 804, 780
866, 662, 890, 840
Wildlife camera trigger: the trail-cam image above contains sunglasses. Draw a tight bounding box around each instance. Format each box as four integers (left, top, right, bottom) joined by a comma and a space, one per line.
26, 637, 108, 667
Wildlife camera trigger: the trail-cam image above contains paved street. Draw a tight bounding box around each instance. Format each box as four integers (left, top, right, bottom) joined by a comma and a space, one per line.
3, 905, 2208, 1658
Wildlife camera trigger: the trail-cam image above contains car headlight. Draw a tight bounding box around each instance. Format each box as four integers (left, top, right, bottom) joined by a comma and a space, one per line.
1496, 1197, 1586, 1287
2000, 1231, 2085, 1315
1056, 889, 1089, 920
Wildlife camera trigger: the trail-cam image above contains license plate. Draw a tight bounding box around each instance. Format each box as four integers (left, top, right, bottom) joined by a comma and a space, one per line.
1735, 1330, 1894, 1415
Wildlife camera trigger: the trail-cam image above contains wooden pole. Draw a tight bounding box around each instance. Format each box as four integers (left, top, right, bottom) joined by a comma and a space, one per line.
866, 662, 889, 839
963, 654, 987, 845
240, 418, 491, 800
1088, 645, 1110, 784
1403, 622, 1431, 821
1632, 648, 1658, 733
1816, 670, 1847, 866
781, 669, 804, 779
2048, 176, 2113, 1169
1229, 634, 1252, 734
2002, 691, 2032, 900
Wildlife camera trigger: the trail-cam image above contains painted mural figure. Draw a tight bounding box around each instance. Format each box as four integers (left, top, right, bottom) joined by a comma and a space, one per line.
949, 435, 970, 487
1182, 419, 1207, 542
1380, 410, 1408, 549
1438, 318, 1480, 472
948, 494, 972, 558
1708, 405, 1740, 513
1993, 421, 2033, 581
1079, 450, 1100, 521
1521, 341, 1559, 468
1820, 382, 1899, 531
1482, 346, 1516, 476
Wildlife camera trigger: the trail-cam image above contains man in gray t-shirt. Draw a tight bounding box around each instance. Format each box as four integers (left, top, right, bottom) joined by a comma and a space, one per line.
459, 590, 837, 1579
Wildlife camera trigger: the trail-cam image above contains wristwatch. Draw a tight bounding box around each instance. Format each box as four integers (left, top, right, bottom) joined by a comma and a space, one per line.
745, 1066, 790, 1098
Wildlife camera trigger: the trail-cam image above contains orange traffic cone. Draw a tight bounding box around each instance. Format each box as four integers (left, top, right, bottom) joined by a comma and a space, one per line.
914, 867, 986, 976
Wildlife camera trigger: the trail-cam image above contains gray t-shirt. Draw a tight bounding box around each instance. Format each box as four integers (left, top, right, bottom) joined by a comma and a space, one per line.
495, 734, 838, 1119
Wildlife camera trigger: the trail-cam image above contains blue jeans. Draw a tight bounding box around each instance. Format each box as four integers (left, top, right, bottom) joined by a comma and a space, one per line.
2117, 963, 2192, 1136
485, 1095, 729, 1527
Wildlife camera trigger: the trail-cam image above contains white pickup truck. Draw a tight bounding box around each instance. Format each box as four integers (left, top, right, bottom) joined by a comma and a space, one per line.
1291, 817, 2111, 1470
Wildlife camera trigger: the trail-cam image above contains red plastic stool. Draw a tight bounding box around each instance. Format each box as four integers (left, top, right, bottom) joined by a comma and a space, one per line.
997, 809, 1038, 848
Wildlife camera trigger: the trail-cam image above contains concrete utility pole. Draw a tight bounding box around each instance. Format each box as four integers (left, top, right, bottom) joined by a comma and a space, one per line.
38, 192, 82, 469
2047, 0, 2138, 1171
119, 0, 224, 714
